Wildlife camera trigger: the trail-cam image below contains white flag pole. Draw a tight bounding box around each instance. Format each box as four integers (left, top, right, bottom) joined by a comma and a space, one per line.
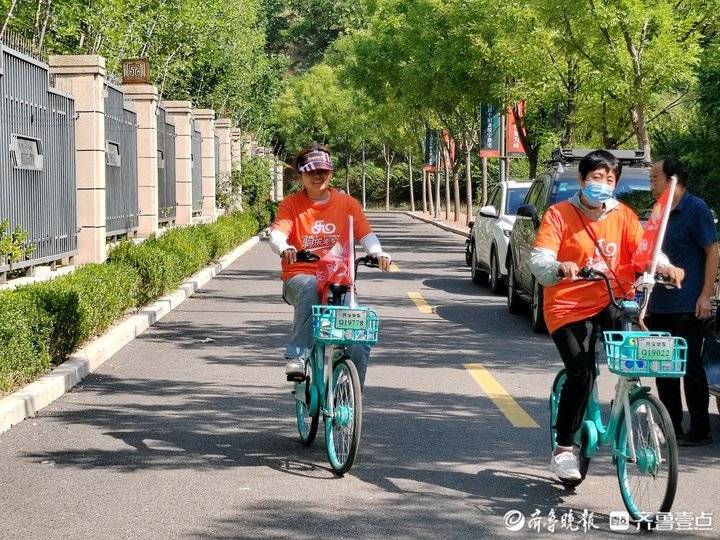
348, 215, 356, 308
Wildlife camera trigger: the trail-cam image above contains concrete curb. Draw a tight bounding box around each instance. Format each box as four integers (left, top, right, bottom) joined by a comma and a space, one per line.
405, 211, 470, 238
0, 234, 262, 435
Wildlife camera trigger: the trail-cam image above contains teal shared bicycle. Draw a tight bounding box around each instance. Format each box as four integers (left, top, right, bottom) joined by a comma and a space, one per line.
292, 252, 380, 475
549, 268, 687, 524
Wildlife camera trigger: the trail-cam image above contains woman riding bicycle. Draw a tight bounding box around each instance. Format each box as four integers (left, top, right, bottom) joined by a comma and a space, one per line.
528, 150, 684, 482
269, 144, 391, 385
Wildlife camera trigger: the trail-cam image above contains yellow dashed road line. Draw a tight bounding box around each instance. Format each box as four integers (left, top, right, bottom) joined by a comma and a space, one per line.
464, 363, 539, 428
407, 291, 433, 314
390, 263, 400, 272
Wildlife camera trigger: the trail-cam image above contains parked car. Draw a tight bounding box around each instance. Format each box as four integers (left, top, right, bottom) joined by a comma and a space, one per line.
465, 180, 531, 293
506, 148, 654, 333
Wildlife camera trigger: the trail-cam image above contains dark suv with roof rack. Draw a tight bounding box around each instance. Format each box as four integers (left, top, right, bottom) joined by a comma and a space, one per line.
506, 148, 654, 333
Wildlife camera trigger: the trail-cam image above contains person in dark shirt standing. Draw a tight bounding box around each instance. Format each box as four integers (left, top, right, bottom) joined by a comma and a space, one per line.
647, 156, 719, 446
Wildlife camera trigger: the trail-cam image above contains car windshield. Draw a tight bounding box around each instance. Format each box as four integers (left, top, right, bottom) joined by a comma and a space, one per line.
506, 187, 530, 215
549, 170, 653, 217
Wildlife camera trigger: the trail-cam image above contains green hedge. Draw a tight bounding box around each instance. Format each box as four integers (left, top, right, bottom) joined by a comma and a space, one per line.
0, 211, 260, 395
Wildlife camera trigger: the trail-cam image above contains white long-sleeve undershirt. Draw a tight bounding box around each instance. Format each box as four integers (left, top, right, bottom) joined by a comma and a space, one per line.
269, 229, 389, 260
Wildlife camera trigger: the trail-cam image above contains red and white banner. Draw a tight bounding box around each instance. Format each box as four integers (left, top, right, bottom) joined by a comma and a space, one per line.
506, 102, 526, 156
441, 130, 456, 168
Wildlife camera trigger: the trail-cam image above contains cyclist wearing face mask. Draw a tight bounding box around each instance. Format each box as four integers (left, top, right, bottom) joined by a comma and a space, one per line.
528, 150, 683, 482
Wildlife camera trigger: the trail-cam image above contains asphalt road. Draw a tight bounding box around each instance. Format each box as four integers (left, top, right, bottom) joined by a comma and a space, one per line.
1, 213, 719, 539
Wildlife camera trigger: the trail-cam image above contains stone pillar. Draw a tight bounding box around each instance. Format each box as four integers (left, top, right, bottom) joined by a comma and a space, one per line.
123, 84, 158, 236
230, 128, 242, 173
215, 119, 232, 177
193, 109, 216, 220
49, 55, 107, 264
162, 101, 193, 225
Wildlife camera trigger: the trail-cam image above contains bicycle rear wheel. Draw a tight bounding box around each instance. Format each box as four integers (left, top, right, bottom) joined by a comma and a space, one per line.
325, 357, 362, 475
295, 361, 319, 446
615, 393, 678, 523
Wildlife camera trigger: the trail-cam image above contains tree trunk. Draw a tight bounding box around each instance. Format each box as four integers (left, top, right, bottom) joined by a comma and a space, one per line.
621, 20, 651, 163
482, 156, 488, 206
631, 103, 652, 163
408, 154, 415, 212
428, 170, 435, 216
464, 142, 473, 225
383, 144, 393, 211
345, 154, 351, 195
453, 169, 461, 223
561, 59, 578, 147
361, 142, 367, 210
444, 152, 451, 221
421, 169, 428, 213
1, 0, 19, 39
434, 170, 441, 218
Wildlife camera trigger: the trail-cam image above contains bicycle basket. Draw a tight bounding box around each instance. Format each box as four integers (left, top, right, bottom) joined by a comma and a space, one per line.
312, 305, 379, 346
603, 331, 687, 378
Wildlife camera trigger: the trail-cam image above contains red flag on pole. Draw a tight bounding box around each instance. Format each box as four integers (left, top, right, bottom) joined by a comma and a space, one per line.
315, 216, 355, 304
632, 176, 677, 273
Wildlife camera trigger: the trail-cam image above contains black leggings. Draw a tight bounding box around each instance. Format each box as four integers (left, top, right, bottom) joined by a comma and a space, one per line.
551, 305, 622, 447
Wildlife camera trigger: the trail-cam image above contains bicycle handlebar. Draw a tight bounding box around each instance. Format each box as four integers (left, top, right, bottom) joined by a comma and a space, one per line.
294, 250, 320, 262
290, 250, 382, 275
575, 267, 677, 311
355, 255, 381, 272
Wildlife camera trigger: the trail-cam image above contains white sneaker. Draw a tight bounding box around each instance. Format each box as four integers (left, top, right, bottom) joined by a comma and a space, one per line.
549, 449, 582, 481
285, 357, 305, 379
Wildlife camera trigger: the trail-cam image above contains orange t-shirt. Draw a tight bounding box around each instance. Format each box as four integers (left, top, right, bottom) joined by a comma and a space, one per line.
533, 201, 643, 334
272, 188, 373, 281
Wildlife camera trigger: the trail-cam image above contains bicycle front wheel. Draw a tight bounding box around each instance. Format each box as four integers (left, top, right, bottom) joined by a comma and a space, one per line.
615, 393, 678, 523
325, 358, 362, 475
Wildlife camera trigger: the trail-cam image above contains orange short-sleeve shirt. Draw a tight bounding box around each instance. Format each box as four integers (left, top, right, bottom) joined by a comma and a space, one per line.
272, 188, 373, 281
533, 201, 643, 333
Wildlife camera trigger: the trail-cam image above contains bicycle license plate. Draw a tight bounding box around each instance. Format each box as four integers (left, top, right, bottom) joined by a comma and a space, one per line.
637, 336, 675, 361
335, 309, 368, 330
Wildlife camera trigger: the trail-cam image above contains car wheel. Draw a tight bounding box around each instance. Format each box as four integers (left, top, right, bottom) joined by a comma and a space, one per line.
507, 256, 523, 314
530, 279, 547, 334
489, 247, 504, 295
471, 245, 487, 285
464, 240, 472, 266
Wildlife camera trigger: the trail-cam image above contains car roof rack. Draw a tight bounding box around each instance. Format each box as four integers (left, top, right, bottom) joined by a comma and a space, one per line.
550, 148, 646, 165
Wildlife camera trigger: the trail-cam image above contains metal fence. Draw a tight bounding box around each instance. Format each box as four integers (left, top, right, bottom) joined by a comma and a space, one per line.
157, 107, 176, 224
0, 42, 77, 274
191, 125, 203, 213
104, 81, 138, 236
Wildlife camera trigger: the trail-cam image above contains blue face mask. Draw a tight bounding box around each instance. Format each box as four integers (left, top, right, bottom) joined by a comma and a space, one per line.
582, 181, 615, 207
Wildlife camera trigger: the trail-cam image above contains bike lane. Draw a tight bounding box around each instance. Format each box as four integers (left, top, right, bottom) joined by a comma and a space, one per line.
0, 212, 717, 538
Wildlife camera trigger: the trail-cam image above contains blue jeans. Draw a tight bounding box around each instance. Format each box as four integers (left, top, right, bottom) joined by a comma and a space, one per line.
283, 274, 371, 386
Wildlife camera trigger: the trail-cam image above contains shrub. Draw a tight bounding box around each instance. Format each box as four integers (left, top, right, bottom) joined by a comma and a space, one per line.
0, 292, 52, 393
0, 210, 261, 394
20, 263, 141, 362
